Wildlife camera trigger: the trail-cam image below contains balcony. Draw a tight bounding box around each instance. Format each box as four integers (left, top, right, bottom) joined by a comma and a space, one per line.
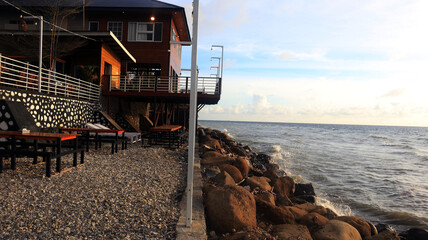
101, 75, 222, 104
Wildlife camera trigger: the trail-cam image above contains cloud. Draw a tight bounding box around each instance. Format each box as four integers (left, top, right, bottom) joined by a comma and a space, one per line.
379, 88, 407, 98
277, 49, 327, 61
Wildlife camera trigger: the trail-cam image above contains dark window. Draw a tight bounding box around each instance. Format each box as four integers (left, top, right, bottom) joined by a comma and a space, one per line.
89, 21, 99, 31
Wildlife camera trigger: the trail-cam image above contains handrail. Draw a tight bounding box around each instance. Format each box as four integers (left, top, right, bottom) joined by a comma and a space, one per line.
0, 54, 100, 102
104, 75, 221, 95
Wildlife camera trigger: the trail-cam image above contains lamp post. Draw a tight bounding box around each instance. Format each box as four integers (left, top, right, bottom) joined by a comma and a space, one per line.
211, 45, 224, 80
210, 57, 221, 78
187, 0, 200, 228
23, 15, 43, 92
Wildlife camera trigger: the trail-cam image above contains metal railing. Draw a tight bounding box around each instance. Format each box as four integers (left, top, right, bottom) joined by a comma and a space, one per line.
0, 54, 101, 102
105, 75, 222, 95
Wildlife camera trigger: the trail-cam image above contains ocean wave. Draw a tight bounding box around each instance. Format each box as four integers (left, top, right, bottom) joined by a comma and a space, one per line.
370, 135, 388, 140
381, 141, 415, 150
316, 196, 352, 217
272, 145, 282, 153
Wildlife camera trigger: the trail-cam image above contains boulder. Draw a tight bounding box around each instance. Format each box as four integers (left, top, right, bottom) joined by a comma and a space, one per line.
230, 145, 247, 156
201, 151, 234, 166
255, 196, 295, 225
295, 183, 316, 196
200, 136, 222, 150
204, 165, 221, 178
335, 216, 373, 239
219, 164, 244, 183
324, 208, 338, 220
312, 220, 362, 240
311, 206, 328, 216
282, 206, 308, 221
276, 194, 294, 207
205, 185, 257, 234
246, 176, 272, 191
291, 195, 316, 204
254, 191, 276, 206
271, 224, 313, 240
399, 228, 428, 240
294, 203, 318, 213
213, 171, 236, 186
233, 157, 250, 177
272, 176, 295, 198
264, 169, 279, 181
365, 229, 400, 240
299, 212, 329, 233
255, 153, 272, 165
203, 183, 216, 195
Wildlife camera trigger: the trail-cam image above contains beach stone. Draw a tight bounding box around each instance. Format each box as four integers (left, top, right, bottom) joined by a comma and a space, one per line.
295, 183, 316, 196
201, 151, 234, 166
311, 206, 328, 216
313, 220, 362, 240
335, 216, 373, 239
272, 176, 295, 198
366, 229, 400, 240
219, 164, 243, 183
282, 206, 308, 221
276, 194, 294, 207
291, 195, 316, 204
213, 171, 236, 186
233, 157, 250, 177
255, 196, 295, 225
203, 183, 216, 194
253, 191, 275, 205
246, 176, 272, 191
367, 221, 378, 236
205, 185, 257, 234
271, 224, 313, 240
299, 212, 329, 233
399, 228, 428, 240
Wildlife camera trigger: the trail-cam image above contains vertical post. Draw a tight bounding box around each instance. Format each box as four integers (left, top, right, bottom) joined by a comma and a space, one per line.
38, 16, 43, 92
124, 75, 127, 92
155, 76, 158, 92
25, 62, 29, 90
109, 75, 112, 92
185, 77, 189, 93
187, 0, 199, 228
138, 75, 141, 92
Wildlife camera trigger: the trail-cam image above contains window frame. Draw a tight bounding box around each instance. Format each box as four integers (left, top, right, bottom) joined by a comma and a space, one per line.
88, 21, 99, 31
127, 22, 163, 42
107, 21, 123, 41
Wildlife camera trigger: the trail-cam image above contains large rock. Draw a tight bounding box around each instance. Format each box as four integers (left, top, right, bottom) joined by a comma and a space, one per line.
271, 224, 313, 240
295, 183, 316, 196
272, 176, 295, 198
276, 194, 294, 207
200, 136, 222, 150
204, 165, 221, 178
213, 171, 236, 186
246, 176, 272, 191
313, 220, 362, 240
366, 229, 400, 240
201, 151, 234, 166
299, 212, 329, 233
255, 196, 295, 225
233, 157, 250, 177
219, 164, 243, 183
282, 206, 308, 221
335, 216, 373, 239
294, 203, 318, 213
206, 185, 257, 234
254, 190, 276, 205
399, 228, 428, 240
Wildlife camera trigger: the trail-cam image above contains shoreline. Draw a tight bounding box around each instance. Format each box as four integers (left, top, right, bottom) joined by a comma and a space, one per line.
198, 127, 428, 240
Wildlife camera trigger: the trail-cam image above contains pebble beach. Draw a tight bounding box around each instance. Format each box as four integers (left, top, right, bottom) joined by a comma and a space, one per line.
0, 144, 187, 239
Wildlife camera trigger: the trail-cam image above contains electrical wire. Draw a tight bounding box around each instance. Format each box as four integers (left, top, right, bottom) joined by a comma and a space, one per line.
1, 0, 96, 41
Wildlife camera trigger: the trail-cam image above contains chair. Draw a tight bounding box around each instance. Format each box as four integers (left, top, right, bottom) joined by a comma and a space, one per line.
87, 123, 141, 144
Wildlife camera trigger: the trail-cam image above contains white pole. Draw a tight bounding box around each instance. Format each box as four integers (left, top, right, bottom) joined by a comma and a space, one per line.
38, 16, 43, 92
187, 0, 199, 228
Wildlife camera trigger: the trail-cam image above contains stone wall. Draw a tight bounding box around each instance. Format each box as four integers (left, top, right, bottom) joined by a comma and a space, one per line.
0, 88, 98, 129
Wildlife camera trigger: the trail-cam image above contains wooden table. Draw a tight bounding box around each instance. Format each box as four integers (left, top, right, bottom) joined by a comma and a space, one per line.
149, 125, 183, 147
60, 128, 126, 154
0, 131, 83, 177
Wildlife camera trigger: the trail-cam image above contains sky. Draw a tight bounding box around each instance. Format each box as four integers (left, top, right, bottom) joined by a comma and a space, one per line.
168, 0, 428, 127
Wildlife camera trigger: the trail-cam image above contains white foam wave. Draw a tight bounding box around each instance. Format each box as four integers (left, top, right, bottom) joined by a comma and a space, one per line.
316, 197, 352, 217
272, 145, 282, 153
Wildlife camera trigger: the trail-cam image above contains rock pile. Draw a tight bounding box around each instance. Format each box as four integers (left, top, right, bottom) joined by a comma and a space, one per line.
198, 127, 427, 240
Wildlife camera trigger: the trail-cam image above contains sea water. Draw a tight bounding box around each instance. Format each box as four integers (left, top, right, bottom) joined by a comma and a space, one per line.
199, 120, 428, 231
